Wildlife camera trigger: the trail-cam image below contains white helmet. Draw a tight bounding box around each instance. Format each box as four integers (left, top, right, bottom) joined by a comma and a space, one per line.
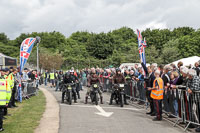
69, 70, 74, 73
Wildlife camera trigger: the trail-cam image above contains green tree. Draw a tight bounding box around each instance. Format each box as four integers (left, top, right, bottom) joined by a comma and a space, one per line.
86, 33, 114, 59
0, 33, 9, 44
161, 39, 180, 64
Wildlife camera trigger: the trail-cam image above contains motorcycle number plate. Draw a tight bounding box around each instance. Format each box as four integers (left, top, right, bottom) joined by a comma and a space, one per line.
94, 84, 98, 88
119, 84, 124, 87
68, 87, 72, 90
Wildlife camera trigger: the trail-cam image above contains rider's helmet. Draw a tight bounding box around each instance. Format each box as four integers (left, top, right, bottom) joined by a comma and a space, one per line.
116, 68, 121, 73
69, 70, 74, 74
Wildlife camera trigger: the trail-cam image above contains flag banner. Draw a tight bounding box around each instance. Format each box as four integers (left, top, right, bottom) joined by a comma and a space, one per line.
20, 38, 37, 72
136, 29, 147, 64
19, 37, 40, 102
136, 29, 147, 76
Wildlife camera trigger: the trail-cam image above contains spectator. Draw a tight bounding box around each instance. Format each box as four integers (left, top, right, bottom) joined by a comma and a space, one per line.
22, 68, 30, 98
168, 71, 179, 117
29, 70, 36, 82
194, 62, 200, 76
177, 61, 183, 75
148, 70, 164, 121
186, 69, 200, 132
136, 67, 145, 105
162, 65, 172, 113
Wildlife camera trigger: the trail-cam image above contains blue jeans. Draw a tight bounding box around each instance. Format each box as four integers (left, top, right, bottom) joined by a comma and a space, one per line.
45, 78, 47, 86
173, 99, 178, 116
56, 81, 60, 91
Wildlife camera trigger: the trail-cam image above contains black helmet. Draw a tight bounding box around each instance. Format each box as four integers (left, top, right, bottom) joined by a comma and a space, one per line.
116, 68, 121, 73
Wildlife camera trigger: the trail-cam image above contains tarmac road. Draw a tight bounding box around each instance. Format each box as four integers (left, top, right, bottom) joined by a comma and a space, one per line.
45, 85, 183, 133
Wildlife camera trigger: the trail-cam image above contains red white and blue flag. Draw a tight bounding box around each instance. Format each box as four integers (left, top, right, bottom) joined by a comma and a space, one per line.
136, 29, 147, 76
20, 38, 37, 72
19, 37, 40, 103
136, 29, 147, 65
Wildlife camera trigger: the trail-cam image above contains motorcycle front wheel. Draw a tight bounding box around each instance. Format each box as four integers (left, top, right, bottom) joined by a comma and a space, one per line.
120, 93, 124, 107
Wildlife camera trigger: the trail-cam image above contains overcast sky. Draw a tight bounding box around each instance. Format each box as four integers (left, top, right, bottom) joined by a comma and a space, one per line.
0, 0, 200, 39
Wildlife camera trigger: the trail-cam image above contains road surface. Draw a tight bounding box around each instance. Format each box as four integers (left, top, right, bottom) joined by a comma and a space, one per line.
44, 85, 183, 133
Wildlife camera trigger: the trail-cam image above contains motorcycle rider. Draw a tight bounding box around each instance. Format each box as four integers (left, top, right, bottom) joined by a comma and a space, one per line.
62, 70, 78, 103
109, 68, 128, 105
85, 68, 103, 104
56, 71, 63, 91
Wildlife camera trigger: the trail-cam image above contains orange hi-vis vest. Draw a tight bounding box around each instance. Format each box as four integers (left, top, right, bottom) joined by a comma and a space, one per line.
151, 77, 164, 100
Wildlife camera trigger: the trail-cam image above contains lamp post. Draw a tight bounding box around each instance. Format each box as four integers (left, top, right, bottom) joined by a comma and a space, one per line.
36, 36, 41, 73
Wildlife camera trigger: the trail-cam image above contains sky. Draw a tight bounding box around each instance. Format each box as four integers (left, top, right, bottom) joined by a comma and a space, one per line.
0, 0, 200, 39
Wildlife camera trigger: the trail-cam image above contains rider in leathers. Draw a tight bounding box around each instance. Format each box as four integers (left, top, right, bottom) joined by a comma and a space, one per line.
109, 68, 128, 105
85, 68, 103, 104
62, 70, 78, 103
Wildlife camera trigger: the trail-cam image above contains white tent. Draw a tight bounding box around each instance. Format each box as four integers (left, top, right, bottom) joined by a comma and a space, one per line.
170, 56, 200, 67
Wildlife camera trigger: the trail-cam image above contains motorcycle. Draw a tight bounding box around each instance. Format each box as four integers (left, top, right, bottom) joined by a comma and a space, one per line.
90, 84, 99, 105
113, 84, 125, 107
63, 82, 75, 105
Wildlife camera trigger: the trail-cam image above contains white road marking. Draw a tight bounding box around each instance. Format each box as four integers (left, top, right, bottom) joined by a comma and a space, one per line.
60, 104, 143, 111
95, 105, 113, 117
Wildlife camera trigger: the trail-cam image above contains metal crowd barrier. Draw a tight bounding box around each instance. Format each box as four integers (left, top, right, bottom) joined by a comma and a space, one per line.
26, 80, 38, 96
15, 80, 38, 101
122, 81, 200, 131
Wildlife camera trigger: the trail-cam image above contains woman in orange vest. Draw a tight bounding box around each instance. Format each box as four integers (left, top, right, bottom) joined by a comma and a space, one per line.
148, 70, 164, 121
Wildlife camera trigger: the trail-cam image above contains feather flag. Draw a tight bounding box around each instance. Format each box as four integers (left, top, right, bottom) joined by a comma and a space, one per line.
20, 38, 37, 72
19, 37, 40, 102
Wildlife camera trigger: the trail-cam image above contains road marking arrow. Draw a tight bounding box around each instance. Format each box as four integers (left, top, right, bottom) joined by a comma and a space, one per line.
95, 105, 113, 117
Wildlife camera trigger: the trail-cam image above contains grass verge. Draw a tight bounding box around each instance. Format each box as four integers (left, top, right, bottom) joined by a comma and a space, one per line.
3, 90, 46, 133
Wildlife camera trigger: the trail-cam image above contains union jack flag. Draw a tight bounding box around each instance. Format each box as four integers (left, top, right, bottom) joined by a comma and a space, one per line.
20, 38, 36, 72
140, 38, 147, 48
136, 29, 147, 76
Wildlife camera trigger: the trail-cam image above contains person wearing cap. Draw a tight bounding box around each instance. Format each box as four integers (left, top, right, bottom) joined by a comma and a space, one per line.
62, 70, 78, 103
0, 69, 11, 120
0, 68, 11, 131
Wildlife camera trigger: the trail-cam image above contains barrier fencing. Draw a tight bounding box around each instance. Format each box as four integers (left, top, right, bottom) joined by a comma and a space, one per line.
123, 80, 200, 131
15, 80, 38, 101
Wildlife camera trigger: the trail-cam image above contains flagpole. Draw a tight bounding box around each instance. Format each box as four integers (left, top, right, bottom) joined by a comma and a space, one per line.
36, 36, 41, 73
37, 44, 39, 72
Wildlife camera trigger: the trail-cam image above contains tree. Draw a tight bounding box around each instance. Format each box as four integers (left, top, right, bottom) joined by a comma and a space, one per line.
0, 42, 18, 57
178, 35, 200, 57
0, 33, 9, 44
69, 31, 91, 45
172, 27, 195, 38
161, 39, 180, 64
145, 46, 161, 64
142, 28, 172, 51
86, 33, 114, 59
1, 26, 200, 69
